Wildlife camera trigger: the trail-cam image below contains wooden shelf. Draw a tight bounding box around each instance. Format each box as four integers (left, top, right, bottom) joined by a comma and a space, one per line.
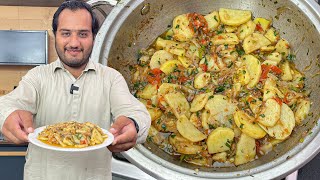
0, 151, 25, 156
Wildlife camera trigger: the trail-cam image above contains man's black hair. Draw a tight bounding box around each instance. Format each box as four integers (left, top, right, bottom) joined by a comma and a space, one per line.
52, 0, 99, 36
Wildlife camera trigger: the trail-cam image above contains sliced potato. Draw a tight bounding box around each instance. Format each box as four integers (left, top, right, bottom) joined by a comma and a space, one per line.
160, 60, 182, 75
253, 17, 271, 32
212, 33, 239, 45
225, 26, 238, 33
194, 72, 211, 89
173, 14, 194, 42
259, 103, 295, 140
147, 107, 163, 121
238, 20, 256, 40
177, 115, 206, 142
201, 109, 210, 130
280, 60, 293, 81
158, 83, 180, 96
266, 52, 282, 64
219, 8, 251, 26
242, 55, 262, 88
178, 56, 192, 68
248, 96, 263, 115
150, 50, 174, 69
275, 39, 290, 59
204, 11, 220, 31
189, 113, 202, 128
234, 133, 256, 165
257, 99, 281, 127
154, 37, 186, 56
243, 33, 271, 54
260, 45, 275, 52
153, 116, 177, 133
207, 127, 234, 154
234, 110, 267, 139
164, 91, 190, 118
265, 27, 280, 43
137, 84, 157, 99
169, 134, 203, 154
205, 95, 237, 118
190, 92, 213, 112
262, 60, 278, 66
212, 152, 227, 162
263, 77, 277, 101
233, 66, 250, 85
295, 99, 311, 125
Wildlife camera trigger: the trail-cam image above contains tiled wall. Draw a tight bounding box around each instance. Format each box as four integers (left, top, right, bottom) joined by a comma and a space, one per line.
0, 6, 58, 95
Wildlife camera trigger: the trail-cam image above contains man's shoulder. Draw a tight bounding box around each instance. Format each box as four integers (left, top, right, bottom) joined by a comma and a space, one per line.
92, 61, 121, 76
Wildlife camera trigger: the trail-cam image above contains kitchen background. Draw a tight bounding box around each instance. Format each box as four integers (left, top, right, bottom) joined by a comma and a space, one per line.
0, 0, 319, 180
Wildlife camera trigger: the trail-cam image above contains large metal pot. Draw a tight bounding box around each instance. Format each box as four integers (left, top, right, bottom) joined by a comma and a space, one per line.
90, 0, 320, 179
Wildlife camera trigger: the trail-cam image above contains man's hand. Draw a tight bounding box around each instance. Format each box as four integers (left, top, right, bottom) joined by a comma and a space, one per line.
2, 110, 34, 144
108, 116, 137, 152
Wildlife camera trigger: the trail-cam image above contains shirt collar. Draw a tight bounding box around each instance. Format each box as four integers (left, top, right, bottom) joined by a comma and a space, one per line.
53, 58, 96, 73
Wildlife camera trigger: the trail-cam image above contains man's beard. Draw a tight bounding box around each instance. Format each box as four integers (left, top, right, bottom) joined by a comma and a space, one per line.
56, 46, 92, 68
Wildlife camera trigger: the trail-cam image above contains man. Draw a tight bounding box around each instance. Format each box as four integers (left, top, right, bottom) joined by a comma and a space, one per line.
0, 1, 151, 179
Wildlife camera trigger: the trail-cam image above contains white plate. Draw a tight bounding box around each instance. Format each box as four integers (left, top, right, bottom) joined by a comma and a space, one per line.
28, 126, 114, 152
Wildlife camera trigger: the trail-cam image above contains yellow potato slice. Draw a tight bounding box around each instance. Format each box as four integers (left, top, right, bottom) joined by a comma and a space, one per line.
205, 11, 220, 31
194, 72, 211, 89
234, 133, 256, 165
233, 66, 250, 85
212, 33, 239, 45
260, 45, 275, 52
137, 84, 158, 100
263, 77, 277, 101
169, 134, 203, 154
265, 27, 280, 43
266, 52, 282, 64
178, 56, 192, 68
253, 17, 271, 32
207, 127, 234, 154
148, 125, 165, 145
189, 113, 202, 128
219, 8, 251, 26
242, 55, 262, 88
259, 103, 295, 140
150, 50, 174, 69
172, 14, 194, 42
177, 115, 206, 142
160, 60, 182, 75
158, 83, 180, 96
212, 152, 227, 162
155, 37, 186, 56
234, 110, 267, 139
275, 39, 290, 59
190, 92, 213, 112
280, 60, 293, 81
205, 95, 236, 117
147, 107, 163, 122
201, 109, 210, 130
295, 99, 311, 125
164, 91, 190, 118
257, 99, 281, 127
225, 25, 238, 33
237, 20, 256, 40
243, 33, 271, 54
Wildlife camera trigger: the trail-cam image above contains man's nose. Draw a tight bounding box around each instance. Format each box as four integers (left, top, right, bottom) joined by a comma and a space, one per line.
69, 34, 81, 47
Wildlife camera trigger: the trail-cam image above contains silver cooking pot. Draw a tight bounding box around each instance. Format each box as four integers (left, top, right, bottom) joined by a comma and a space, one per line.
89, 0, 320, 179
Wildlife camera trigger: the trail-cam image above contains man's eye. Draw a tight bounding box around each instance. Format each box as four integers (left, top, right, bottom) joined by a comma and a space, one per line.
79, 33, 88, 38
62, 32, 70, 36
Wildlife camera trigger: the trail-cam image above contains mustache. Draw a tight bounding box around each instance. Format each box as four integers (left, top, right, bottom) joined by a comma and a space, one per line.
65, 47, 83, 51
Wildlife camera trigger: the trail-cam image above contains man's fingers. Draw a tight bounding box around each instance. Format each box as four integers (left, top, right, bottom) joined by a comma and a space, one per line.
2, 127, 25, 144
10, 124, 28, 142
110, 116, 131, 132
108, 141, 136, 152
18, 110, 34, 133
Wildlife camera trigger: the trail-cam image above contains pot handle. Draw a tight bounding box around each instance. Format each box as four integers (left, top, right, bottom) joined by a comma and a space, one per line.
87, 0, 118, 18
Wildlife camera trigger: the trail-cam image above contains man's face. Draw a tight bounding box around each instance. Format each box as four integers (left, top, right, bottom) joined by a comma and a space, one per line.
55, 9, 94, 68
